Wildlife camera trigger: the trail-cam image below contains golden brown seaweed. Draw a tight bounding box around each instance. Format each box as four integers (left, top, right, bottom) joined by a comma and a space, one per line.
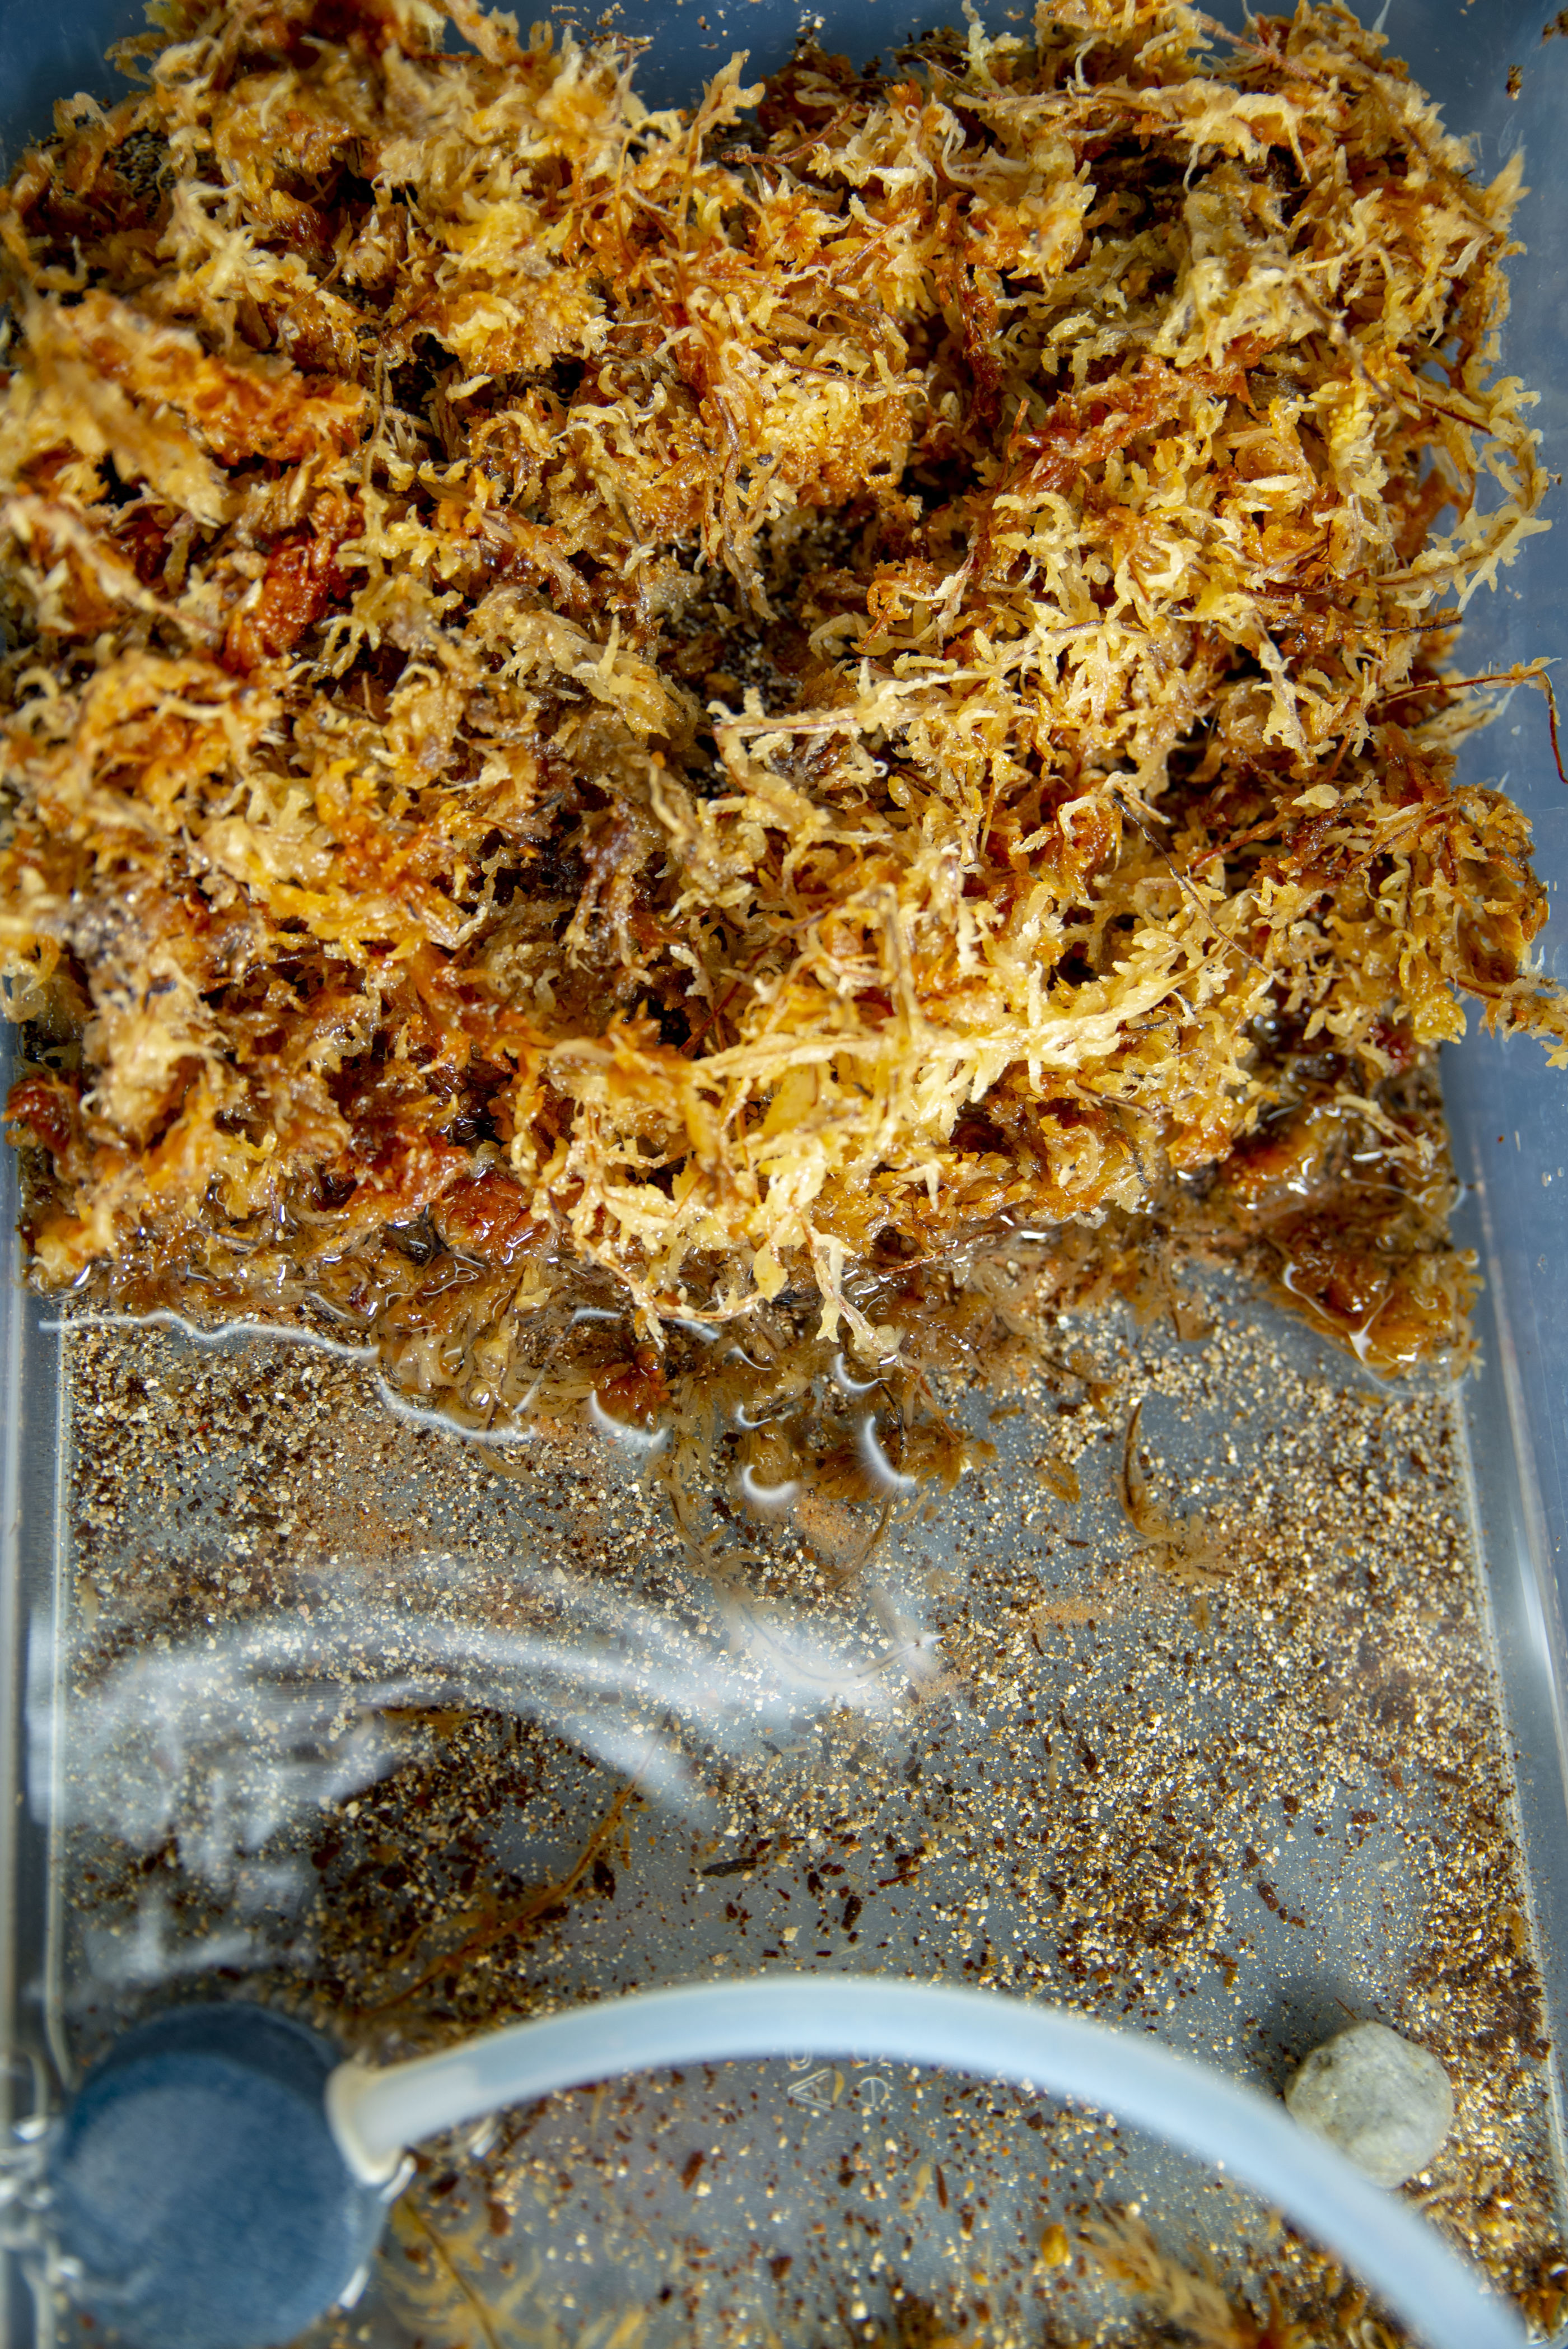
0, 0, 1561, 1400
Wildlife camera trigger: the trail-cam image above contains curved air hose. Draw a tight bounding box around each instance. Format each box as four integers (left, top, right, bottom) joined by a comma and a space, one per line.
329, 1974, 1524, 2349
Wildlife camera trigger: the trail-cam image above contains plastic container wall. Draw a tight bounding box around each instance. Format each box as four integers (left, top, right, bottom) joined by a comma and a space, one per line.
2, 6, 1567, 2347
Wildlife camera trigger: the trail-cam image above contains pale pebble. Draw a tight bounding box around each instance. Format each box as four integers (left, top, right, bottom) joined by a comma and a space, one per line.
1285, 2020, 1454, 2188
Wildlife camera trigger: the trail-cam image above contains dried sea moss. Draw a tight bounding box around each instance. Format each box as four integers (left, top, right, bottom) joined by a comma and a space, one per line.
0, 0, 1563, 1410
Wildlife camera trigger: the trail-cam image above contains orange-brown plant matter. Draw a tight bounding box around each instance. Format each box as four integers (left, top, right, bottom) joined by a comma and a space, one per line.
1, 0, 1562, 1415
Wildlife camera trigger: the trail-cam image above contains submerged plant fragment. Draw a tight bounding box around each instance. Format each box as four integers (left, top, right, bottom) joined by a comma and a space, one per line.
0, 0, 1562, 1414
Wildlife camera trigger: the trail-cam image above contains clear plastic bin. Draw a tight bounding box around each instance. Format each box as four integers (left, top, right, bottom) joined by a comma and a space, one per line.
3, 3, 1568, 2345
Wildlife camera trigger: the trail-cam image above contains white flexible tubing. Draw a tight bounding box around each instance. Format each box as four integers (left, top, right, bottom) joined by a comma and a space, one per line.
326, 1974, 1525, 2349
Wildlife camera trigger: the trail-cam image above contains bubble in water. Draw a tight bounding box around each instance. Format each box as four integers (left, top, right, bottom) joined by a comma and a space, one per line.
35, 1563, 941, 1894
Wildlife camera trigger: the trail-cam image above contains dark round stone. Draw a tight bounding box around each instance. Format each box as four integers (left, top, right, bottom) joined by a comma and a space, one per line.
47, 2003, 388, 2349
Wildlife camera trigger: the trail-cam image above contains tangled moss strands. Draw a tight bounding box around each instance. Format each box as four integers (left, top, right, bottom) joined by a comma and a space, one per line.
0, 0, 1563, 1425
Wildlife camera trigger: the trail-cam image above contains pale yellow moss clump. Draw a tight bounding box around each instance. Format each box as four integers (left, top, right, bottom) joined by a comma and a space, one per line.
0, 0, 1561, 1377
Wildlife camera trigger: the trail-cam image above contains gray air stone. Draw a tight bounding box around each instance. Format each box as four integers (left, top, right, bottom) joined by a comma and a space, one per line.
1284, 2020, 1454, 2188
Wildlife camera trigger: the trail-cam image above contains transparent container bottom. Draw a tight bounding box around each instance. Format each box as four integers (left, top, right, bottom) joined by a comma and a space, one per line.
4, 0, 1568, 2343
10, 1242, 1564, 2345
